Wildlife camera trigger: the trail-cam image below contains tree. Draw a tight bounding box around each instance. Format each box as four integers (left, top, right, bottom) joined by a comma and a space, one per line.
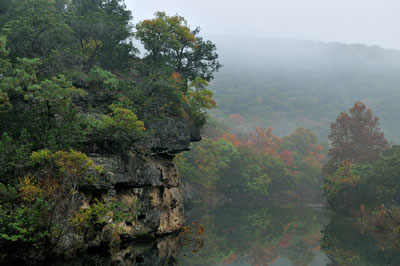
322, 161, 364, 214
1, 0, 73, 76
247, 127, 281, 154
135, 12, 222, 88
367, 145, 400, 204
65, 0, 135, 71
281, 128, 318, 156
324, 101, 390, 174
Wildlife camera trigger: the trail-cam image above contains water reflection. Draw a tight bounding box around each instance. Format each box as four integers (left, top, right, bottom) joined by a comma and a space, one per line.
177, 202, 328, 266
178, 202, 400, 266
52, 235, 181, 266
321, 216, 400, 266
53, 201, 400, 265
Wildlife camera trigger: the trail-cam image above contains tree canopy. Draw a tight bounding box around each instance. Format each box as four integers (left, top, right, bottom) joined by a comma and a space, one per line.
324, 101, 390, 174
135, 12, 222, 89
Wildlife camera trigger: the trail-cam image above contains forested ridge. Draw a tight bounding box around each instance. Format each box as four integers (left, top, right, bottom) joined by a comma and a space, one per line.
207, 36, 400, 142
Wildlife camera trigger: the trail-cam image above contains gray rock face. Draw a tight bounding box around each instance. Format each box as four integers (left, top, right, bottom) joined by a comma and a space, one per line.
146, 117, 192, 154
78, 153, 185, 242
69, 112, 197, 253
83, 153, 180, 190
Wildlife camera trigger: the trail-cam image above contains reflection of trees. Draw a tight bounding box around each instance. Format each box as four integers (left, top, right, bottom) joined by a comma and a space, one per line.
321, 216, 399, 266
283, 241, 316, 266
178, 202, 323, 265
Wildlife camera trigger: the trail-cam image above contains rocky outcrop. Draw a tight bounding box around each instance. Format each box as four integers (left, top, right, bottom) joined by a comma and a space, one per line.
79, 152, 184, 237
68, 115, 195, 255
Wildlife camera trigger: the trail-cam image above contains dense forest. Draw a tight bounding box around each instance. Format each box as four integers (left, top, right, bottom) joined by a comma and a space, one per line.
2, 1, 400, 265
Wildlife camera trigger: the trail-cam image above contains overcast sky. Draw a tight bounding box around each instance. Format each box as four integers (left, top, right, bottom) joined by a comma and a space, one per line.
125, 0, 400, 50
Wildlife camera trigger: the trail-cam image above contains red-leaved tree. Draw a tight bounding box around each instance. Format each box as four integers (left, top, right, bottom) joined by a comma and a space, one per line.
324, 101, 390, 174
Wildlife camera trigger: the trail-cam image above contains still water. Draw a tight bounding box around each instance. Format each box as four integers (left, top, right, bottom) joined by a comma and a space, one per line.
176, 201, 400, 266
58, 201, 400, 266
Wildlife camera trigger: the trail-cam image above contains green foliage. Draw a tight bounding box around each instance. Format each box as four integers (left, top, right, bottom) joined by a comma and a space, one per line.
177, 122, 327, 203
0, 130, 32, 180
0, 149, 102, 257
1, 0, 73, 76
85, 105, 146, 152
66, 0, 135, 70
320, 104, 400, 214
177, 129, 319, 202
185, 77, 217, 127
102, 106, 146, 136
87, 66, 119, 91
281, 128, 317, 155
0, 194, 52, 243
322, 161, 374, 214
177, 138, 238, 203
366, 145, 400, 205
136, 12, 221, 84
0, 56, 87, 153
70, 197, 139, 234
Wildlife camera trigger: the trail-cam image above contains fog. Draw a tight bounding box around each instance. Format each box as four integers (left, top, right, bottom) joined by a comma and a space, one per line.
126, 0, 400, 50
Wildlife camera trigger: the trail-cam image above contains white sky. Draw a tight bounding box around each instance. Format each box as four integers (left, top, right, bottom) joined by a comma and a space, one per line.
125, 0, 400, 50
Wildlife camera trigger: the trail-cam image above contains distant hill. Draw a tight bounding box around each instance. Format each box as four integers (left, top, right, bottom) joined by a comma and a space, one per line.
207, 35, 400, 143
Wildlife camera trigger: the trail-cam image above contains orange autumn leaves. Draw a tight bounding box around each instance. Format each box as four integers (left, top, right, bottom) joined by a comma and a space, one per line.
221, 127, 280, 154
176, 125, 326, 202
221, 127, 296, 167
219, 126, 325, 181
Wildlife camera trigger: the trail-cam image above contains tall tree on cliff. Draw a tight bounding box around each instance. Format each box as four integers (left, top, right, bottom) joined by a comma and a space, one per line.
135, 12, 222, 90
323, 101, 390, 174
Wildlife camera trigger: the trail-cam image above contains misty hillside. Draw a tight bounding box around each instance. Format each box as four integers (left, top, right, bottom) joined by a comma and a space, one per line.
208, 35, 400, 142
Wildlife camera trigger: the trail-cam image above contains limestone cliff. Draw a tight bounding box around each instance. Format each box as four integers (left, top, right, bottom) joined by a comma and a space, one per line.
58, 115, 197, 261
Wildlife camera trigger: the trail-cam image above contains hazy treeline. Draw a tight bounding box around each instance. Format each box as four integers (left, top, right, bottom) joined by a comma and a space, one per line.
207, 36, 400, 142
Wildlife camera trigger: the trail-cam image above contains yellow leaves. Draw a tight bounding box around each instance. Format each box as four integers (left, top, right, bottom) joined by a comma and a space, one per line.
136, 11, 198, 59
323, 161, 361, 198
81, 39, 103, 57
105, 106, 146, 132
53, 150, 94, 177
186, 78, 216, 110
17, 174, 60, 202
197, 224, 205, 235
95, 165, 104, 173
30, 149, 103, 191
31, 149, 94, 177
18, 176, 42, 202
30, 149, 52, 163
187, 89, 216, 109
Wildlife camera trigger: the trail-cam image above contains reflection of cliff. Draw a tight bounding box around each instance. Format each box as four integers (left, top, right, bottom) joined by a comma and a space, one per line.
53, 234, 181, 266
